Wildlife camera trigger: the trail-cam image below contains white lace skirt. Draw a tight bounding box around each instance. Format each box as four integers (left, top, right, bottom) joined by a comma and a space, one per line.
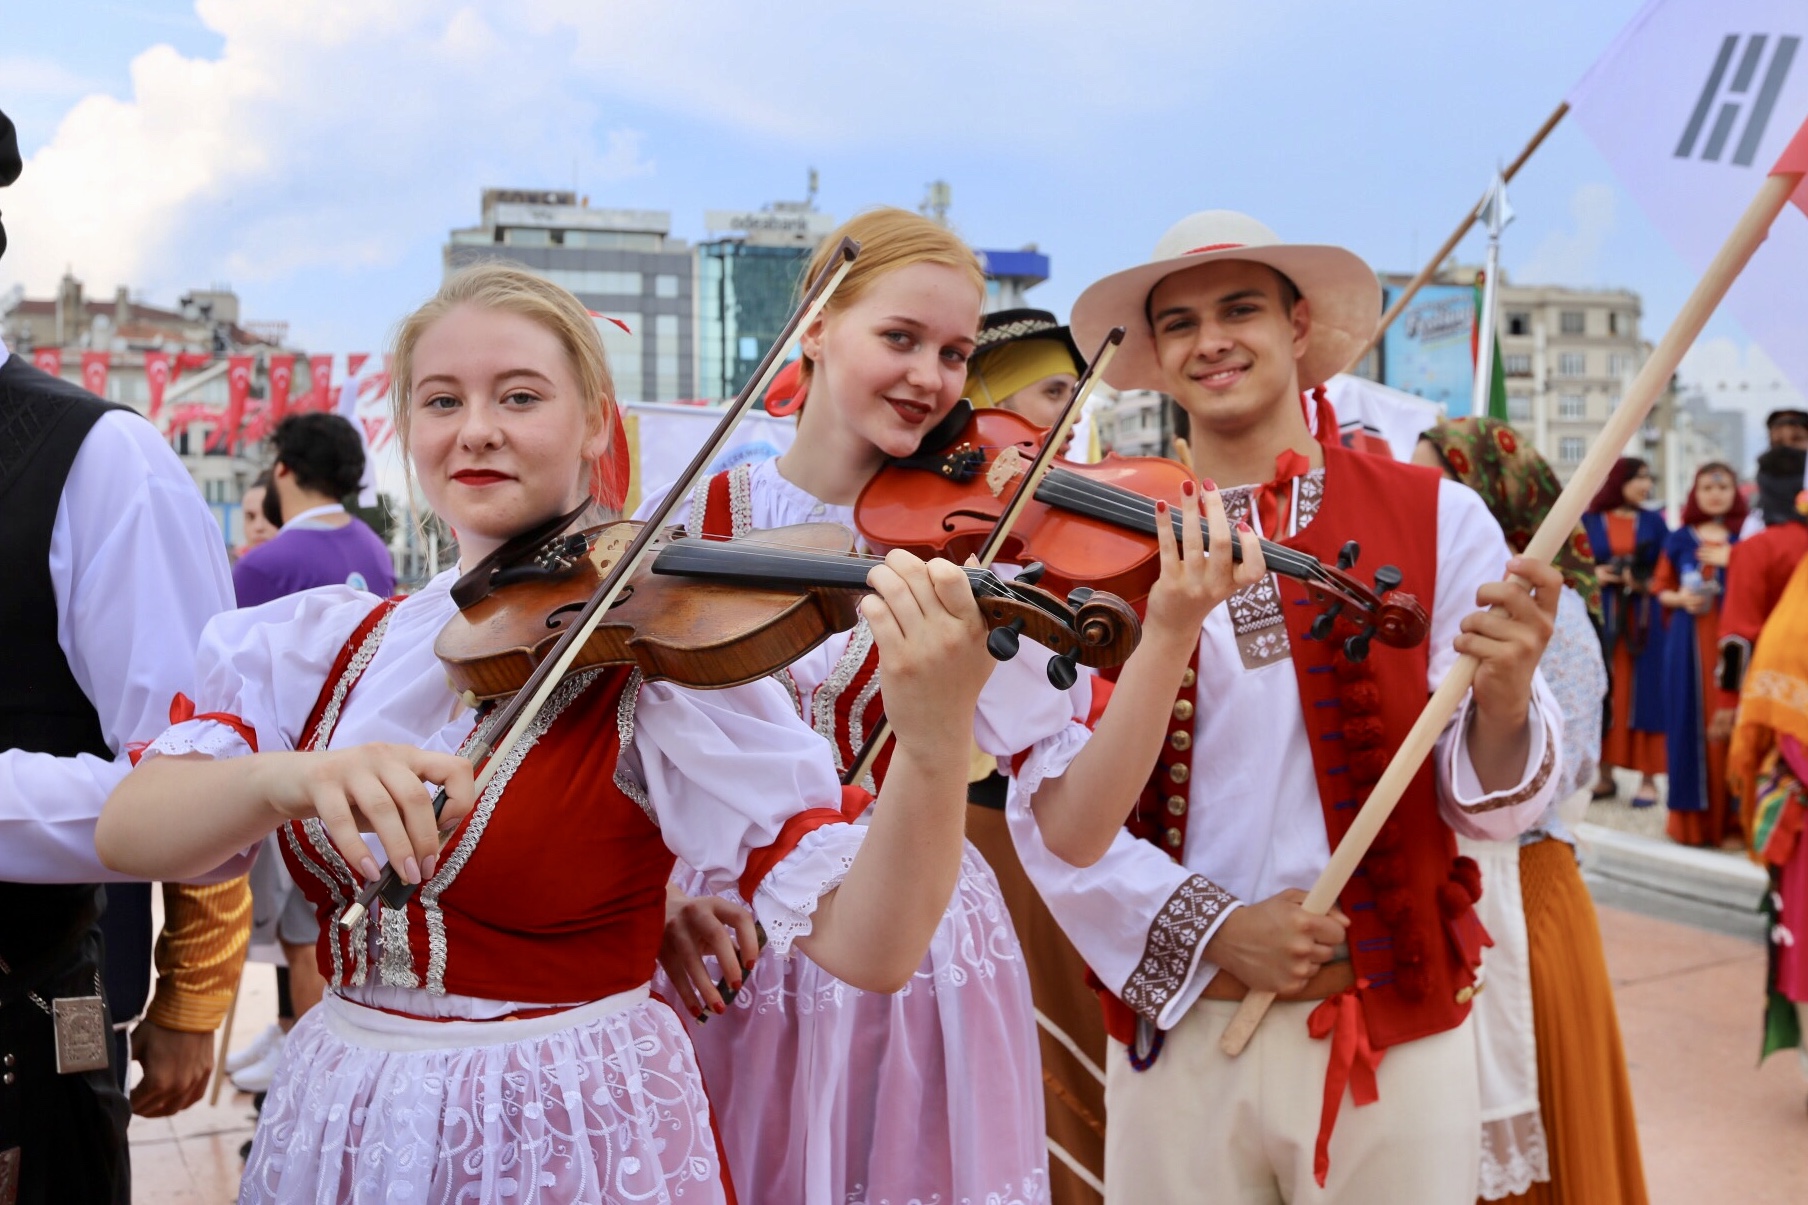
662, 841, 1048, 1205
1459, 835, 1551, 1199
239, 986, 726, 1204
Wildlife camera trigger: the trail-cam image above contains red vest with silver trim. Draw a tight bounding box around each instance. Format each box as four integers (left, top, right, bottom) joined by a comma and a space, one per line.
280, 601, 675, 1003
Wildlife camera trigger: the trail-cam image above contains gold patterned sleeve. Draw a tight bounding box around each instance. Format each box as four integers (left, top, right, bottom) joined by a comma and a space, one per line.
143, 876, 253, 1033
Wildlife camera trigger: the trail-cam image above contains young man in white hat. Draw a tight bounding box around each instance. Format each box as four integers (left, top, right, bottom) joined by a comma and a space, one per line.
1002, 211, 1566, 1203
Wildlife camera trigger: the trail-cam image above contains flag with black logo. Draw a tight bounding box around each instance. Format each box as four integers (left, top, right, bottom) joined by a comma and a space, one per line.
1569, 0, 1808, 394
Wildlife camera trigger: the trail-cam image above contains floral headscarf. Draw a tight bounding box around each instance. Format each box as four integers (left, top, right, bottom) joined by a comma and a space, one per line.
1419, 416, 1601, 620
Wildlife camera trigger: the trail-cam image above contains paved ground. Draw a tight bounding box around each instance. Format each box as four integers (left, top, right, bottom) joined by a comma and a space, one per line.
131, 777, 1808, 1202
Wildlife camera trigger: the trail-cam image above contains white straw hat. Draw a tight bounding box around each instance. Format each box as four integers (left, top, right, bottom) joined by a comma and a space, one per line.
1070, 211, 1381, 393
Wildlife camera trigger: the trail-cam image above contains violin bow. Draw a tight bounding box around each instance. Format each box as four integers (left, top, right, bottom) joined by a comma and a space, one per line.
839, 327, 1126, 790
1217, 164, 1804, 1057
341, 237, 861, 928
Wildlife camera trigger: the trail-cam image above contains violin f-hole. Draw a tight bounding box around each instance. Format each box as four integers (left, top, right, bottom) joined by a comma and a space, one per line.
544, 602, 584, 631
942, 508, 1003, 534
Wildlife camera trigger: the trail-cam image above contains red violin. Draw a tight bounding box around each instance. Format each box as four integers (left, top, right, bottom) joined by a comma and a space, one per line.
856, 403, 1430, 660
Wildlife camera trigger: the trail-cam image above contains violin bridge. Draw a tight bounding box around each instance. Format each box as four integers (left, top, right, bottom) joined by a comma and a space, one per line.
986, 446, 1029, 498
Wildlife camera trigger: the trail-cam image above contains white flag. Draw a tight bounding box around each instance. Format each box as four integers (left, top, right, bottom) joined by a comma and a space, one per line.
1568, 0, 1808, 394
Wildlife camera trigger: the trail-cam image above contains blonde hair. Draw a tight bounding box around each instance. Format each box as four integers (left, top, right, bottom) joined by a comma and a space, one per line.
797, 207, 986, 389
390, 262, 617, 467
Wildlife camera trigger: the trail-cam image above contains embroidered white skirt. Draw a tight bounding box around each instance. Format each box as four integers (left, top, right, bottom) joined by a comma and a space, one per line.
239, 986, 726, 1204
663, 841, 1048, 1205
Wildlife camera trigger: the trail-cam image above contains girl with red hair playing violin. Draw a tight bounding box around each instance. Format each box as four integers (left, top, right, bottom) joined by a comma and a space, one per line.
645, 207, 1269, 1205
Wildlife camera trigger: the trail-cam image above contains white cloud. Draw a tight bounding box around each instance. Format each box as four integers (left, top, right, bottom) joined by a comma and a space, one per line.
1515, 181, 1617, 286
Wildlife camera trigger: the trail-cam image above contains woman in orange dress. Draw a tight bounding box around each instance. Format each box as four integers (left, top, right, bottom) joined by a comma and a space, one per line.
1654, 462, 1746, 846
1582, 457, 1670, 805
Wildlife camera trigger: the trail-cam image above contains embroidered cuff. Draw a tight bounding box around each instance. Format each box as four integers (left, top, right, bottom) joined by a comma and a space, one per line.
140, 718, 255, 763
752, 822, 866, 957
1441, 687, 1559, 841
1009, 720, 1091, 798
1119, 874, 1240, 1029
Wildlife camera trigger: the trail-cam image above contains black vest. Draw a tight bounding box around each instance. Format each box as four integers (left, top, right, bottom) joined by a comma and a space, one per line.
0, 354, 130, 994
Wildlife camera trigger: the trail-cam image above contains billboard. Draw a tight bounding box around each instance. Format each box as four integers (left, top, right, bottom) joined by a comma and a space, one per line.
1381, 284, 1474, 417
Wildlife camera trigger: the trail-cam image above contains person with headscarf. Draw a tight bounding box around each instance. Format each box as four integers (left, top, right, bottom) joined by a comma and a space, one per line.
1582, 457, 1670, 805
1415, 418, 1644, 1204
1653, 463, 1748, 847
964, 308, 1085, 429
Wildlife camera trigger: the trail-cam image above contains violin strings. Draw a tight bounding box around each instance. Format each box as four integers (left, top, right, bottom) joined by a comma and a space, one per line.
654, 542, 1016, 600
1034, 471, 1328, 582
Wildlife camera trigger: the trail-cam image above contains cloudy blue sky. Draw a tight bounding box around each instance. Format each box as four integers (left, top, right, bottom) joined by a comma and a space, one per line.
3, 0, 1801, 447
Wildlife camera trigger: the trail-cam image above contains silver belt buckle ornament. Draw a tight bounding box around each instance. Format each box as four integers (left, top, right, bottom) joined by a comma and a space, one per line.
0, 1146, 20, 1205
51, 995, 110, 1075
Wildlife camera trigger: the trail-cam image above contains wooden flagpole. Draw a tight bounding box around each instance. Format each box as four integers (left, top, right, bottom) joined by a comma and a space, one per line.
1350, 102, 1569, 370
1220, 163, 1806, 1057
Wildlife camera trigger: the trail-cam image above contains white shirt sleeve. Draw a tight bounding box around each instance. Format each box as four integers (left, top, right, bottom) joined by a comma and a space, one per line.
1007, 756, 1240, 1030
0, 412, 238, 882
138, 586, 379, 763
617, 674, 866, 956
1428, 480, 1563, 841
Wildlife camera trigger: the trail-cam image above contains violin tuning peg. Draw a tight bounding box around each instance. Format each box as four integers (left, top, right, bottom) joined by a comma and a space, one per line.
1373, 565, 1403, 594
985, 618, 1025, 662
1338, 540, 1361, 571
1066, 586, 1095, 608
1046, 650, 1080, 691
1016, 562, 1047, 586
1343, 632, 1372, 663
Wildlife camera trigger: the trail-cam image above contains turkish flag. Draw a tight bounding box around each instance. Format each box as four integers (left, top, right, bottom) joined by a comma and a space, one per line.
170, 351, 211, 384
209, 355, 255, 452
268, 354, 295, 423
32, 348, 61, 376
80, 351, 110, 398
346, 352, 370, 379
307, 355, 333, 411
144, 352, 172, 421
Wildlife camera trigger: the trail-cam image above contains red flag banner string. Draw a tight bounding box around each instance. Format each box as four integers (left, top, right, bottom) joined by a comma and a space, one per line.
143, 351, 171, 421
268, 354, 295, 424
32, 348, 61, 375
80, 351, 110, 398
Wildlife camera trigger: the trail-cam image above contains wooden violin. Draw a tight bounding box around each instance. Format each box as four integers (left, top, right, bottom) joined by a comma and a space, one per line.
856, 403, 1430, 661
436, 519, 1143, 701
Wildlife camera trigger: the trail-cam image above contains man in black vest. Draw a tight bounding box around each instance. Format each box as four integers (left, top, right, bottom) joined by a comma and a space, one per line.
0, 106, 244, 1204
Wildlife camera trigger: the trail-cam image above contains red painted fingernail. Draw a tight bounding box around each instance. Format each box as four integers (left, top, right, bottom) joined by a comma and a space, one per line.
1201, 477, 1217, 492
1237, 521, 1252, 533
1155, 500, 1169, 514
729, 979, 743, 994
712, 1001, 726, 1015
1181, 479, 1195, 497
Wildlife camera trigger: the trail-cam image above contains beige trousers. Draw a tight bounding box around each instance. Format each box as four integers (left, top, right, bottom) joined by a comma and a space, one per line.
1105, 998, 1479, 1205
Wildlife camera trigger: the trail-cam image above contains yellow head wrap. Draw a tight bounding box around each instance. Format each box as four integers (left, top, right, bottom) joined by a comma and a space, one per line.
965, 338, 1079, 409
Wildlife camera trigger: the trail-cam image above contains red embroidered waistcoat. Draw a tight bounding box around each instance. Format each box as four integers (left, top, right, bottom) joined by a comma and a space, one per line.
1104, 443, 1487, 1051
280, 602, 676, 1004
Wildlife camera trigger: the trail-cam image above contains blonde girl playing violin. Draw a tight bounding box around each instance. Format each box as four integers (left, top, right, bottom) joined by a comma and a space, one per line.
97, 263, 1007, 1205
646, 208, 1270, 1205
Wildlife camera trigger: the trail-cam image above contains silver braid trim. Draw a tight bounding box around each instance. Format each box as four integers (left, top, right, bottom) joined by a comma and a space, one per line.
420, 667, 606, 995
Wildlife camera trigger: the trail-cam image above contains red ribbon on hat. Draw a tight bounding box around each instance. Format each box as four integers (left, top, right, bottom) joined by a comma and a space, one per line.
1183, 243, 1247, 255
1305, 986, 1385, 1188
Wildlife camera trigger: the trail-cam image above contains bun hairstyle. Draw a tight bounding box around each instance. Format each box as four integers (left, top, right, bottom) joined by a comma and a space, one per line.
390, 262, 630, 510
773, 208, 986, 416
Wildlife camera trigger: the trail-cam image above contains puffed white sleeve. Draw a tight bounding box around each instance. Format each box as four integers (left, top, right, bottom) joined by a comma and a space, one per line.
0, 412, 235, 882
1008, 761, 1240, 1031
973, 638, 1094, 766
1428, 480, 1563, 841
617, 673, 867, 956
137, 587, 379, 764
